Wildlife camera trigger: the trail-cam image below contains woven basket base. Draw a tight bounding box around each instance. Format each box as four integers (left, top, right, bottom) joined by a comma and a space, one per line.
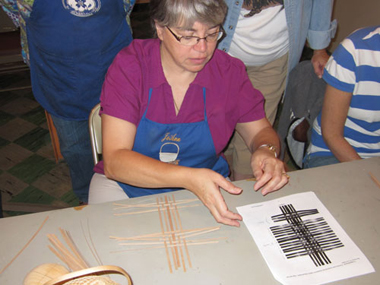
64, 275, 118, 285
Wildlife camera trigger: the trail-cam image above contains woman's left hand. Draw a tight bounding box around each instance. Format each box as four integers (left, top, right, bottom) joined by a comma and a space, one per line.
236, 118, 289, 195
250, 148, 289, 195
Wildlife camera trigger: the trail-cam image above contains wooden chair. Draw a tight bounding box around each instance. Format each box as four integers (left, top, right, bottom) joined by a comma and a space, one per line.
45, 112, 64, 163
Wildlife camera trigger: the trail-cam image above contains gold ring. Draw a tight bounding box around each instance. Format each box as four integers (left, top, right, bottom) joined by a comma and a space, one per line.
282, 173, 290, 179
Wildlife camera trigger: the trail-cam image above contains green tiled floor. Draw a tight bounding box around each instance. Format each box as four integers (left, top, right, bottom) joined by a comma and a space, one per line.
0, 75, 80, 217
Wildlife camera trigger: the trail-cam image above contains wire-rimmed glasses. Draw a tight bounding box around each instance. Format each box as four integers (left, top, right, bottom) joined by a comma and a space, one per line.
166, 26, 225, 46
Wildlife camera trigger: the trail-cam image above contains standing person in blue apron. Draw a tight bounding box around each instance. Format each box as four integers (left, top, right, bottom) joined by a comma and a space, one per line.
89, 0, 289, 227
1, 0, 136, 204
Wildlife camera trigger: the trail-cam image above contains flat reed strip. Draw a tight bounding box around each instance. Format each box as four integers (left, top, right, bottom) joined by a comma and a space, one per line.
157, 197, 172, 273
369, 172, 380, 189
172, 194, 192, 269
109, 226, 221, 241
165, 196, 180, 268
113, 199, 199, 209
59, 229, 88, 269
178, 236, 186, 272
47, 234, 86, 271
0, 216, 49, 275
113, 204, 201, 216
111, 240, 222, 252
81, 220, 102, 266
48, 244, 81, 272
118, 237, 227, 246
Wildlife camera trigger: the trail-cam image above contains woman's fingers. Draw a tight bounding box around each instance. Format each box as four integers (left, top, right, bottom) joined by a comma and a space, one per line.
252, 156, 289, 194
188, 169, 242, 227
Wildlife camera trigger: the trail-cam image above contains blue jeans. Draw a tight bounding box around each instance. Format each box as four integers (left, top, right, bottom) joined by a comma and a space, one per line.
303, 154, 340, 169
51, 115, 94, 203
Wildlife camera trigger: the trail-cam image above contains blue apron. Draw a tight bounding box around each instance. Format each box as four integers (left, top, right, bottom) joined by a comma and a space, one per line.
117, 87, 229, 198
26, 0, 134, 120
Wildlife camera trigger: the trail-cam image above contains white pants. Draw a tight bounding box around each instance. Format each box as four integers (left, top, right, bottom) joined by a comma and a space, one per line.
88, 173, 129, 204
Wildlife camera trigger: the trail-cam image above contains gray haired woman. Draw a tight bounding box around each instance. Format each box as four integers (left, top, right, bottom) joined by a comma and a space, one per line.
89, 0, 289, 227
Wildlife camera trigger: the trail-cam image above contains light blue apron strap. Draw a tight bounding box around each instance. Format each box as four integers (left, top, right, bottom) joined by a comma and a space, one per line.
203, 87, 208, 122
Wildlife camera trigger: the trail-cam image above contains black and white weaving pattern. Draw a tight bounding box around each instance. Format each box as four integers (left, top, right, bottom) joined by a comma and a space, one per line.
270, 204, 344, 266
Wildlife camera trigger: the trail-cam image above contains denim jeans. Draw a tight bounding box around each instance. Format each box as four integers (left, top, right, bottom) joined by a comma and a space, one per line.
51, 115, 94, 203
303, 154, 340, 169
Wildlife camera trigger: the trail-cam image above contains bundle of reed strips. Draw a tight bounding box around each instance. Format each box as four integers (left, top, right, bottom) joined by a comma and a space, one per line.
47, 228, 89, 272
26, 228, 133, 285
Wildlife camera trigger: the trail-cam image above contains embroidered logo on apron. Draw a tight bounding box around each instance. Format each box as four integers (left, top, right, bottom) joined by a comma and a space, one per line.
159, 132, 181, 164
159, 143, 180, 165
62, 0, 101, 17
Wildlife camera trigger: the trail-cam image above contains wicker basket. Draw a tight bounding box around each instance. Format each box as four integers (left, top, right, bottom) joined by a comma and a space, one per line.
24, 264, 132, 285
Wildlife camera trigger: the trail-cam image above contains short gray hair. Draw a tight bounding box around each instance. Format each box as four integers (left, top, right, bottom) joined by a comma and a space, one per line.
150, 0, 227, 30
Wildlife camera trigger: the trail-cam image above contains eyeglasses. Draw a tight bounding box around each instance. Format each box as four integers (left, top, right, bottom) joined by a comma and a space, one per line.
166, 26, 225, 46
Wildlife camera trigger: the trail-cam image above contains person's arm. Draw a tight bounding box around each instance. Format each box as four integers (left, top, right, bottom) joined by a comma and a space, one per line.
311, 49, 330, 78
320, 85, 361, 162
236, 118, 289, 195
102, 114, 243, 227
308, 0, 337, 77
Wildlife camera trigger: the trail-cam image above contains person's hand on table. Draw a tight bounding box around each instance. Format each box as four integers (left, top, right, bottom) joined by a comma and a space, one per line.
251, 148, 289, 195
311, 49, 330, 78
186, 168, 243, 227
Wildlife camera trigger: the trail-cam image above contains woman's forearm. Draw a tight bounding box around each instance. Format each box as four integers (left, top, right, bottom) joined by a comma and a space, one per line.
103, 149, 193, 189
323, 134, 361, 162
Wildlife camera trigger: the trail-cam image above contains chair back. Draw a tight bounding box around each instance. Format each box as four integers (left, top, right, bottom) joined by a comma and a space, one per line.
89, 103, 102, 165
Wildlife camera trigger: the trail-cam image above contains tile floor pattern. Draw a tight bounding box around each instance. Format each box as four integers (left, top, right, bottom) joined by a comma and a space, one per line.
0, 71, 77, 217
0, 3, 153, 218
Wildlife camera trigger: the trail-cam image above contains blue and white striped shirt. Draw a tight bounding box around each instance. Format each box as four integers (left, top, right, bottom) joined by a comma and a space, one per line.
308, 26, 380, 159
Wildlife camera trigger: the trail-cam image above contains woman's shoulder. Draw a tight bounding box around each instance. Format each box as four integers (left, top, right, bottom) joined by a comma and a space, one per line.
117, 39, 160, 59
108, 39, 160, 77
348, 26, 380, 40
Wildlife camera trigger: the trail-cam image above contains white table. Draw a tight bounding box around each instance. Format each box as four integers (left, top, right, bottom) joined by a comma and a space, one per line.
1, 157, 380, 284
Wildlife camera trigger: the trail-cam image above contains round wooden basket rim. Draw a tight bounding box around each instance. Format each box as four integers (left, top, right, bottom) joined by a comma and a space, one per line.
43, 265, 132, 285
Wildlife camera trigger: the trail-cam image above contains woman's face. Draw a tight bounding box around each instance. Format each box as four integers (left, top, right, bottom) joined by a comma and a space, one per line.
156, 21, 220, 74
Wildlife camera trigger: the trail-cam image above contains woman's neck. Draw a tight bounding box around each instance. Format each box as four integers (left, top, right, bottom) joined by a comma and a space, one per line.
160, 46, 197, 90
163, 64, 196, 83
163, 65, 196, 115
160, 46, 198, 115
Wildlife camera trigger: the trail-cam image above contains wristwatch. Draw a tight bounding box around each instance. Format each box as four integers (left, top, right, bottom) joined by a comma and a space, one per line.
258, 144, 278, 158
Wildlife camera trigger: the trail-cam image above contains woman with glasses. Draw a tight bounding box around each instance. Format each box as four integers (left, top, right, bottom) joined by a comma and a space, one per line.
89, 0, 288, 227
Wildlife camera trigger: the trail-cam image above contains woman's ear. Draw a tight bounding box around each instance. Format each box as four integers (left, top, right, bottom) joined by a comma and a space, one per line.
155, 21, 165, 41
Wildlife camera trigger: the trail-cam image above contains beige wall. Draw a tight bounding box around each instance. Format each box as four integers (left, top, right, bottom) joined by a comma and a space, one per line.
330, 0, 380, 52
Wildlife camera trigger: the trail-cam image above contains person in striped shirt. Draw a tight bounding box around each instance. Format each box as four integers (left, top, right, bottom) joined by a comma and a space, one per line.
304, 25, 380, 168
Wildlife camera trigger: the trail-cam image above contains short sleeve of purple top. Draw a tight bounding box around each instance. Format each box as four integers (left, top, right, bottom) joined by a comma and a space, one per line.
94, 39, 265, 174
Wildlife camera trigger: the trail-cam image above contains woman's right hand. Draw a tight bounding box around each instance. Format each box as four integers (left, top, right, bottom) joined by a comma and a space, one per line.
185, 168, 243, 227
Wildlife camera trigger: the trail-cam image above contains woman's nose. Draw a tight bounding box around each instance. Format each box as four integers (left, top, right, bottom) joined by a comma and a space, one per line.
193, 38, 208, 52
